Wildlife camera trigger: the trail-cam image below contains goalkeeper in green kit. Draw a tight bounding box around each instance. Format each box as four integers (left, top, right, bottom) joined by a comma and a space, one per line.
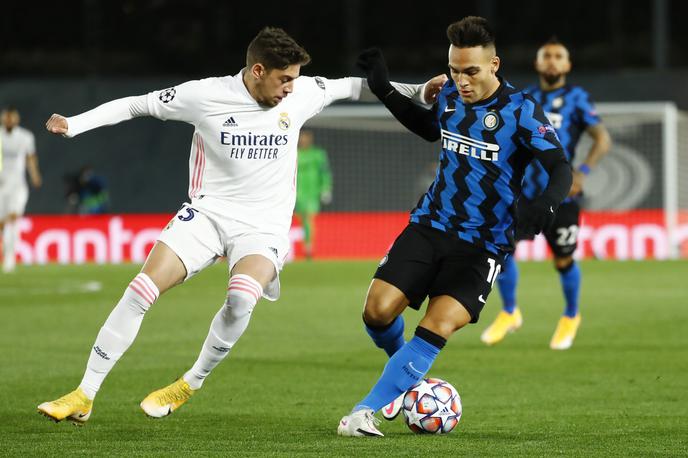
295, 129, 332, 259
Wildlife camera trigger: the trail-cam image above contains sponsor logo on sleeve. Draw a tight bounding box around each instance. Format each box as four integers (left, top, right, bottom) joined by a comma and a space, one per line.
314, 76, 326, 90
537, 124, 556, 135
158, 88, 176, 103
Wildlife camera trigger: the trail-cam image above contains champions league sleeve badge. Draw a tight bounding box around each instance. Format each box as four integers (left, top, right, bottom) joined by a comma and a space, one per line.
482, 112, 500, 131
158, 88, 176, 104
278, 112, 290, 130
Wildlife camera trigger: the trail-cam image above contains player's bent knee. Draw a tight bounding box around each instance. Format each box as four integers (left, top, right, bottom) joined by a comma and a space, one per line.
223, 274, 262, 323
362, 301, 397, 328
363, 292, 402, 327
141, 242, 188, 294
554, 256, 574, 270
420, 319, 463, 340
223, 288, 259, 324
232, 255, 276, 288
222, 297, 254, 322
125, 273, 160, 314
362, 280, 408, 327
420, 296, 473, 339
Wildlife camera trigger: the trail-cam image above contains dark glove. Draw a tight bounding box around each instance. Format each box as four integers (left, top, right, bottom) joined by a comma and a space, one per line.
356, 47, 395, 100
516, 197, 557, 240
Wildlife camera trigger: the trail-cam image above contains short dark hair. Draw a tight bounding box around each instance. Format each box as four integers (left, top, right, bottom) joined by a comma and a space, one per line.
542, 35, 565, 47
246, 27, 311, 71
446, 16, 495, 49
2, 105, 18, 113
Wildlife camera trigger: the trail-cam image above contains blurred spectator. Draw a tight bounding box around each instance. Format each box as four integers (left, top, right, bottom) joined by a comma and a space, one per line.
64, 165, 109, 214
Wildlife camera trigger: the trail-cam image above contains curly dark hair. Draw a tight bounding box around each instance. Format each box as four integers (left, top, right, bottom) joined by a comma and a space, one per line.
246, 27, 311, 70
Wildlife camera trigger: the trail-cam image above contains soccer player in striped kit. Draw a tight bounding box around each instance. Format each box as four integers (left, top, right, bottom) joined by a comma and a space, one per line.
37, 27, 445, 424
338, 17, 573, 437
481, 38, 611, 350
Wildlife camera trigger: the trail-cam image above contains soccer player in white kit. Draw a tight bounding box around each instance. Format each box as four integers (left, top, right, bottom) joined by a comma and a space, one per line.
0, 106, 42, 273
37, 27, 445, 424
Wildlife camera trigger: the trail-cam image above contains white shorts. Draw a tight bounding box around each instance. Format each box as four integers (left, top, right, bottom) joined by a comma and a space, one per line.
157, 198, 290, 301
0, 180, 28, 220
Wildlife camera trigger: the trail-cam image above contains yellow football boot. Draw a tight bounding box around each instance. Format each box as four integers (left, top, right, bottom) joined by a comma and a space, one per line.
140, 378, 195, 418
550, 314, 581, 350
37, 388, 93, 425
480, 308, 523, 345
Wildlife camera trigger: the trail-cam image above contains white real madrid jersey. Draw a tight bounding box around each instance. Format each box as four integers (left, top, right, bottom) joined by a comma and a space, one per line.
65, 71, 425, 235
0, 126, 35, 185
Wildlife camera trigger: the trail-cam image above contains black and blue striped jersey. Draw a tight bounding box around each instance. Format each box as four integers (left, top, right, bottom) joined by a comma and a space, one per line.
521, 84, 600, 201
410, 78, 565, 255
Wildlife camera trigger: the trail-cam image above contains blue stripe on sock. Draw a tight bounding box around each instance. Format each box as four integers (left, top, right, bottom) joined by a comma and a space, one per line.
365, 315, 405, 357
497, 255, 518, 313
354, 335, 441, 413
560, 262, 581, 317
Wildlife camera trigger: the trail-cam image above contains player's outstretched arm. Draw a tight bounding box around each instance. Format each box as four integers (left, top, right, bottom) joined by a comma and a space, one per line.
358, 74, 447, 106
45, 96, 149, 138
45, 80, 204, 138
357, 48, 440, 142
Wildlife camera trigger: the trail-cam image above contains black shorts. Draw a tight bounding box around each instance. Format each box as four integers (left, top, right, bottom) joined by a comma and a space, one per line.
374, 223, 503, 323
517, 199, 581, 257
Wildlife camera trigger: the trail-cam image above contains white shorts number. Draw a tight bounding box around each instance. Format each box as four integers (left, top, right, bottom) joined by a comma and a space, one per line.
555, 225, 579, 246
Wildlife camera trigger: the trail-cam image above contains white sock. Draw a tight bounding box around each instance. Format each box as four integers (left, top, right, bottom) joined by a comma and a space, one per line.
2, 221, 17, 272
79, 273, 159, 399
183, 274, 262, 390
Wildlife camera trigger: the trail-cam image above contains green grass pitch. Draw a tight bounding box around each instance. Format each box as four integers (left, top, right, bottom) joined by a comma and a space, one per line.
1, 260, 687, 456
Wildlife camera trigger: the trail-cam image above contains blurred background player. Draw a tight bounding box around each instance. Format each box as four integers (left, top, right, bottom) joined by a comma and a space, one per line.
338, 17, 572, 437
481, 37, 612, 350
295, 129, 332, 259
0, 106, 42, 273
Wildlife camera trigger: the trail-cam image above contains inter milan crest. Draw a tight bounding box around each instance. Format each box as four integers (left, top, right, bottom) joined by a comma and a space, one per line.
552, 97, 564, 109
158, 88, 176, 104
482, 112, 500, 131
278, 112, 290, 130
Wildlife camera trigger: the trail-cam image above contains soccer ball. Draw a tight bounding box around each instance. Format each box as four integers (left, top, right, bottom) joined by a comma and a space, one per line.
402, 378, 462, 434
